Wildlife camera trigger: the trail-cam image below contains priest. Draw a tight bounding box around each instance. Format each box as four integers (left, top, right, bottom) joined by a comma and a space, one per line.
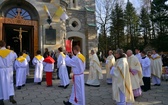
0, 40, 17, 105
85, 50, 103, 87
32, 50, 44, 85
110, 49, 134, 105
126, 50, 143, 98
104, 50, 115, 84
151, 49, 163, 86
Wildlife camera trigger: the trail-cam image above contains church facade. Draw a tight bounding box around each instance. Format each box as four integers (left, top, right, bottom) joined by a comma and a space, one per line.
0, 0, 97, 65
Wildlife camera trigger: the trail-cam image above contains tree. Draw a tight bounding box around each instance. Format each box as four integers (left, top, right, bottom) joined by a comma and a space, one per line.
96, 0, 115, 54
140, 7, 151, 46
151, 0, 168, 51
110, 3, 125, 49
124, 1, 139, 50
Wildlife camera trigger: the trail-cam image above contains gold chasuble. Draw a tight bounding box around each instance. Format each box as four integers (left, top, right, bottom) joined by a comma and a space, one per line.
106, 55, 115, 79
0, 49, 11, 58
151, 54, 163, 78
35, 55, 43, 61
127, 55, 143, 90
112, 57, 134, 103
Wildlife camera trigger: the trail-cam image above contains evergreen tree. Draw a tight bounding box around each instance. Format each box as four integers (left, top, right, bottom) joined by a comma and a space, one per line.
110, 3, 125, 49
124, 1, 139, 50
140, 7, 151, 46
151, 0, 168, 51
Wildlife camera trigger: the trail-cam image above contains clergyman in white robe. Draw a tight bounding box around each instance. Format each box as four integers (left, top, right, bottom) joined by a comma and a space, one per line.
57, 52, 70, 88
32, 54, 44, 84
0, 45, 17, 104
14, 55, 28, 89
86, 50, 103, 87
151, 50, 163, 86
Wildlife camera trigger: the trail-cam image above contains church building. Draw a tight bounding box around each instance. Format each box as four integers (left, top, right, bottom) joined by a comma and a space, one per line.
0, 0, 97, 65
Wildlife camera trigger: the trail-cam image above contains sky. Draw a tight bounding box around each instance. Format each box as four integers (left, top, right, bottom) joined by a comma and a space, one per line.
124, 0, 142, 13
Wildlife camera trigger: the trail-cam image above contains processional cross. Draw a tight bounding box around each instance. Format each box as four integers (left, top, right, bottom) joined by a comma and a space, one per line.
13, 27, 28, 52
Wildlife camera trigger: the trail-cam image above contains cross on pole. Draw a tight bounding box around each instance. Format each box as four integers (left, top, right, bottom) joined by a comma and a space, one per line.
13, 27, 28, 52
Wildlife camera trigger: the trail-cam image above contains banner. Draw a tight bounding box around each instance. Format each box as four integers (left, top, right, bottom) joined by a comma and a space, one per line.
66, 40, 72, 52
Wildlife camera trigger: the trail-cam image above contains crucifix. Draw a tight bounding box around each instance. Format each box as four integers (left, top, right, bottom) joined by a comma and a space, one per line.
13, 27, 28, 52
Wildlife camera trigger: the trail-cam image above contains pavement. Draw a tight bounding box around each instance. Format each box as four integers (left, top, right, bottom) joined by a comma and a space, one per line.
3, 68, 168, 105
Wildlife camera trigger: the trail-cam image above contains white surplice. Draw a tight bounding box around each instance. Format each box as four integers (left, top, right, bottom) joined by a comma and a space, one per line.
65, 52, 86, 105
14, 57, 28, 87
86, 53, 103, 86
0, 47, 16, 100
32, 55, 44, 83
57, 52, 70, 86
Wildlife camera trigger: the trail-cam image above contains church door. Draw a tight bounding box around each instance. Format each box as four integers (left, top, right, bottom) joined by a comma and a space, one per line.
0, 8, 38, 57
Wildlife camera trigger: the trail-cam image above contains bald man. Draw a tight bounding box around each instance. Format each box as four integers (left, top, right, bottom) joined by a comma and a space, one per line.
126, 50, 144, 98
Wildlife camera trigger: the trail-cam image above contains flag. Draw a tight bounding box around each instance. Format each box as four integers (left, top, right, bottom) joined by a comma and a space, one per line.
60, 12, 69, 21
43, 5, 52, 19
66, 40, 72, 53
55, 6, 69, 21
55, 6, 64, 17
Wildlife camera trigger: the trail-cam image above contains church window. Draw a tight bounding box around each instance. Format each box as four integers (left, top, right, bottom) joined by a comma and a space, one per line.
6, 8, 31, 20
72, 21, 78, 28
73, 0, 76, 8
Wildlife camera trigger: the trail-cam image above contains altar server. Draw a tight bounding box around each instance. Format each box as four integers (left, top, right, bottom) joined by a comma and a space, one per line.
43, 53, 55, 87
32, 50, 44, 85
63, 45, 86, 105
57, 47, 70, 88
14, 52, 28, 90
0, 40, 17, 105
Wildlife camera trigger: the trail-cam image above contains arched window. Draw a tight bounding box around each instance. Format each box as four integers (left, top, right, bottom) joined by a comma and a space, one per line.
5, 8, 31, 20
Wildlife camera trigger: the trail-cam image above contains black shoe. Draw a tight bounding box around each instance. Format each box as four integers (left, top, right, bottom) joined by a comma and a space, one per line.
58, 85, 64, 87
157, 84, 161, 86
0, 100, 4, 105
63, 101, 72, 105
154, 84, 157, 86
9, 96, 17, 104
91, 85, 100, 87
107, 83, 112, 85
37, 82, 41, 85
85, 83, 91, 86
64, 84, 69, 89
17, 86, 21, 90
22, 84, 25, 87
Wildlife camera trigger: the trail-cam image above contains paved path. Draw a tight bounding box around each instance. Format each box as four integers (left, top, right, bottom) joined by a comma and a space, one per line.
3, 69, 168, 105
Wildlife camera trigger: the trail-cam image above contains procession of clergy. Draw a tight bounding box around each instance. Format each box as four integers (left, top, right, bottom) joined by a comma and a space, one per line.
0, 39, 163, 105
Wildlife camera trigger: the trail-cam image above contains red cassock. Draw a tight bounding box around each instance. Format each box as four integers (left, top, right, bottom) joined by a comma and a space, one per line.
43, 56, 55, 86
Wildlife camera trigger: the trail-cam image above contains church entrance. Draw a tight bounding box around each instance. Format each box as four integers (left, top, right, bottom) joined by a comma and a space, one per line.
69, 37, 82, 52
4, 24, 33, 56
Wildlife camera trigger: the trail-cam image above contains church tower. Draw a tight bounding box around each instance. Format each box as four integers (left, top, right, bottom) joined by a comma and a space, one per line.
65, 0, 97, 67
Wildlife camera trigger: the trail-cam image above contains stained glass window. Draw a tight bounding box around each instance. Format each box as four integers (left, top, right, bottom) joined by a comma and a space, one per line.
6, 8, 31, 20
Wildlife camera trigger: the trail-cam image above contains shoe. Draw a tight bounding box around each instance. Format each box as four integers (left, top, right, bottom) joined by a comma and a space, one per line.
58, 85, 64, 87
17, 86, 21, 90
107, 83, 112, 85
9, 96, 17, 104
154, 84, 157, 86
22, 84, 25, 87
157, 84, 161, 86
85, 83, 91, 86
37, 82, 41, 85
63, 101, 72, 105
64, 84, 69, 89
0, 100, 4, 105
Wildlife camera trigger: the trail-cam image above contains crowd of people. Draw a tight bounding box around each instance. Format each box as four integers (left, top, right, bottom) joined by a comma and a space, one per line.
0, 39, 165, 105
